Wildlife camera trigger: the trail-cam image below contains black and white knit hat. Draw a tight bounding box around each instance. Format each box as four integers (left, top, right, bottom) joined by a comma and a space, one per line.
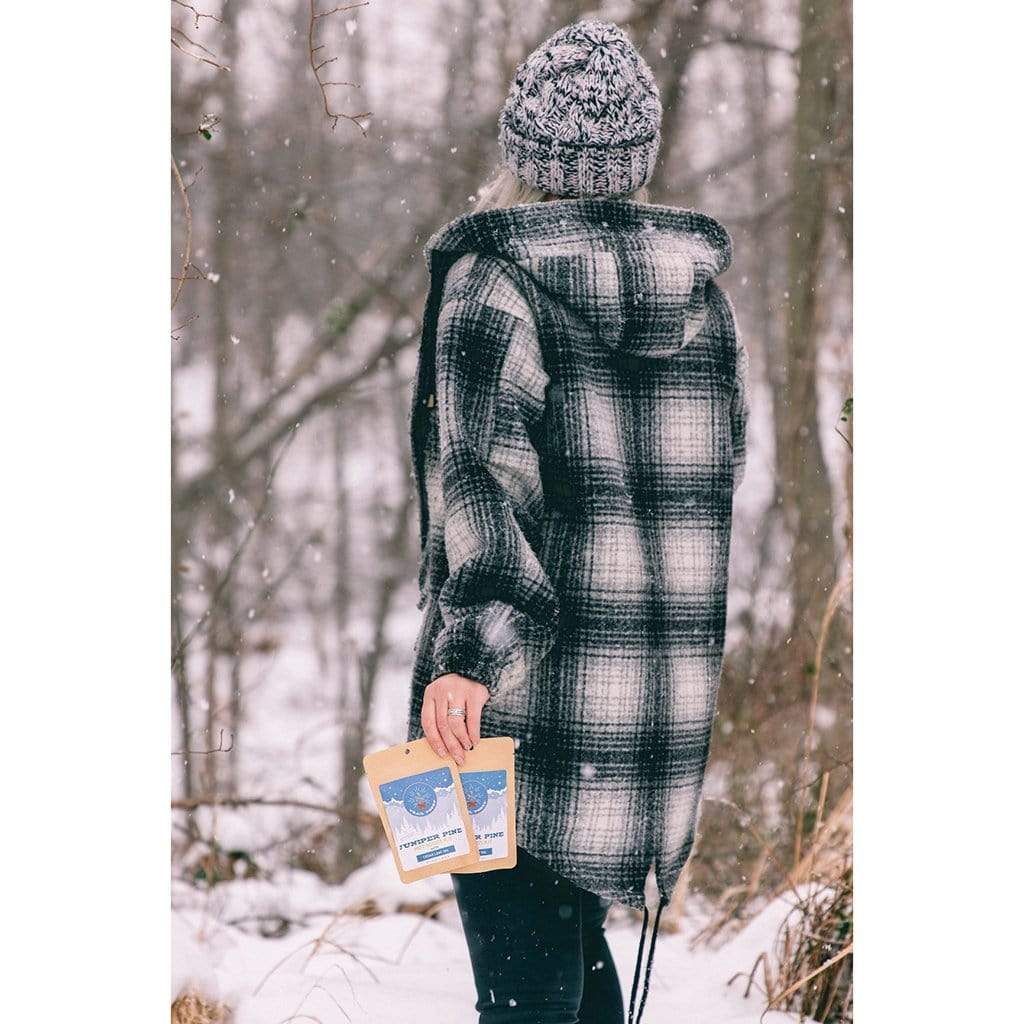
498, 19, 662, 197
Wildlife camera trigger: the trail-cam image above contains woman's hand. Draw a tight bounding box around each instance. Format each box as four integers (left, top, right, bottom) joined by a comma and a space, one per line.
421, 673, 490, 766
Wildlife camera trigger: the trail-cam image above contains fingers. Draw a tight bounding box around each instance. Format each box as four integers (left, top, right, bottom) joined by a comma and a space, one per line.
436, 700, 467, 765
445, 692, 473, 753
466, 688, 487, 747
422, 677, 491, 764
420, 692, 448, 761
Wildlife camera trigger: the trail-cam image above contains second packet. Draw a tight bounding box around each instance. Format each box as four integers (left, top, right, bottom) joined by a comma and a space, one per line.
451, 736, 517, 874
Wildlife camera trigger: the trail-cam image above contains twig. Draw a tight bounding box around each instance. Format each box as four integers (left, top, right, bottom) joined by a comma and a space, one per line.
253, 932, 376, 1000
171, 728, 234, 756
171, 312, 198, 340
171, 27, 231, 72
177, 321, 408, 506
696, 31, 796, 57
172, 1, 222, 30
171, 427, 300, 667
314, 2, 368, 16
171, 156, 192, 310
171, 261, 208, 289
173, 794, 352, 817
308, 1, 371, 134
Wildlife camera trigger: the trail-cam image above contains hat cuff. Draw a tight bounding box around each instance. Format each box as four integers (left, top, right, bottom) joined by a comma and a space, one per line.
498, 124, 659, 197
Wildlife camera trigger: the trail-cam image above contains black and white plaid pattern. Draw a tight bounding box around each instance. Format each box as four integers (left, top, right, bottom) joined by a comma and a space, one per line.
405, 199, 749, 909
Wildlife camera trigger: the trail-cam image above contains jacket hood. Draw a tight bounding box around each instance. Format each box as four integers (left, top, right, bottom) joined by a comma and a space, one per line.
423, 198, 731, 359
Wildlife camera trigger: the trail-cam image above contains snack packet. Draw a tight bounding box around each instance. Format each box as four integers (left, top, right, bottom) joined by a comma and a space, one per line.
363, 738, 478, 883
451, 737, 517, 874
363, 736, 518, 882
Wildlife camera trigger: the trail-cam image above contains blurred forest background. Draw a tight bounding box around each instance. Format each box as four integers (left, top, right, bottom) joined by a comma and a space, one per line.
171, 1, 852, 1020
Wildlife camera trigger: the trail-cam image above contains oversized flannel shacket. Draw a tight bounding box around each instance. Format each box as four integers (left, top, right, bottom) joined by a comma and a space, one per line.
405, 198, 749, 914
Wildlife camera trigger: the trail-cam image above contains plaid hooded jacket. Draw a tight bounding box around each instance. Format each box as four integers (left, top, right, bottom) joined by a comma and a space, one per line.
405, 198, 749, 911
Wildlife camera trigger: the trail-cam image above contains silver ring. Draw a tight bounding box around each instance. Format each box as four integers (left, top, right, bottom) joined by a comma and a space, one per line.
446, 706, 466, 718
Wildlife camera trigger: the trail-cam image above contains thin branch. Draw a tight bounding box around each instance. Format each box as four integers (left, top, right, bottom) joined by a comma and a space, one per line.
170, 25, 220, 59
171, 312, 198, 340
674, 122, 790, 195
171, 25, 231, 72
171, 728, 234, 756
177, 316, 410, 507
215, 327, 407, 487
174, 795, 343, 816
171, 1, 222, 30
696, 31, 796, 57
172, 794, 380, 827
314, 2, 368, 17
171, 427, 300, 668
171, 261, 208, 289
308, 1, 371, 134
170, 156, 192, 310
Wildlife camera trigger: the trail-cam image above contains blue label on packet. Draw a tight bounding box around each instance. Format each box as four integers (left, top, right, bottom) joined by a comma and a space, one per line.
458, 769, 509, 860
379, 767, 471, 871
416, 845, 456, 862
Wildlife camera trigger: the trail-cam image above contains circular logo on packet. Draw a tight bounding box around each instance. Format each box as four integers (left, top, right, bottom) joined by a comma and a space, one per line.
403, 782, 436, 817
462, 779, 488, 815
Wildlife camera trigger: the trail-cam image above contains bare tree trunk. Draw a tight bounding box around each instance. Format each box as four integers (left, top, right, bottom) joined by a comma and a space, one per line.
334, 362, 416, 879
651, 0, 712, 198
332, 408, 361, 879
779, 0, 847, 658
206, 0, 242, 795
733, 0, 783, 666
171, 419, 196, 833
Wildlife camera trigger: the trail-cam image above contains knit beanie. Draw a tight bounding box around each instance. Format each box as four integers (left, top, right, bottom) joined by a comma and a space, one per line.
497, 19, 662, 198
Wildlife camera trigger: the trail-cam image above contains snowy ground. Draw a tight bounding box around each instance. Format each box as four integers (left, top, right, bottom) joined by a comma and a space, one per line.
172, 547, 808, 1021
173, 851, 811, 1024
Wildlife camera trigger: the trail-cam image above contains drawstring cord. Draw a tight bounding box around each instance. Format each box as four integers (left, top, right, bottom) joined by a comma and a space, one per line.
635, 895, 668, 1024
627, 894, 669, 1024
626, 904, 649, 1024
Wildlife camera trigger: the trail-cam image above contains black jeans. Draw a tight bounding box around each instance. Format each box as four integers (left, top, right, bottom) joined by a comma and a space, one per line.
452, 846, 624, 1024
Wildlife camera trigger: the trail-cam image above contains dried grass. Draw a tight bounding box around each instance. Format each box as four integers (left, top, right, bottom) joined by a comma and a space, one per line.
171, 991, 231, 1024
752, 857, 852, 1023
692, 570, 853, 1023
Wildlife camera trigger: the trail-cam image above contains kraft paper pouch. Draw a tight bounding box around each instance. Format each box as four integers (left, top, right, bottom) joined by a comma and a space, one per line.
363, 738, 479, 883
451, 736, 518, 874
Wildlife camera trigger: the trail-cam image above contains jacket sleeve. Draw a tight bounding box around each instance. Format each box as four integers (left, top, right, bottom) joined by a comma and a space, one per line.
428, 260, 560, 695
731, 335, 751, 494
713, 281, 750, 495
